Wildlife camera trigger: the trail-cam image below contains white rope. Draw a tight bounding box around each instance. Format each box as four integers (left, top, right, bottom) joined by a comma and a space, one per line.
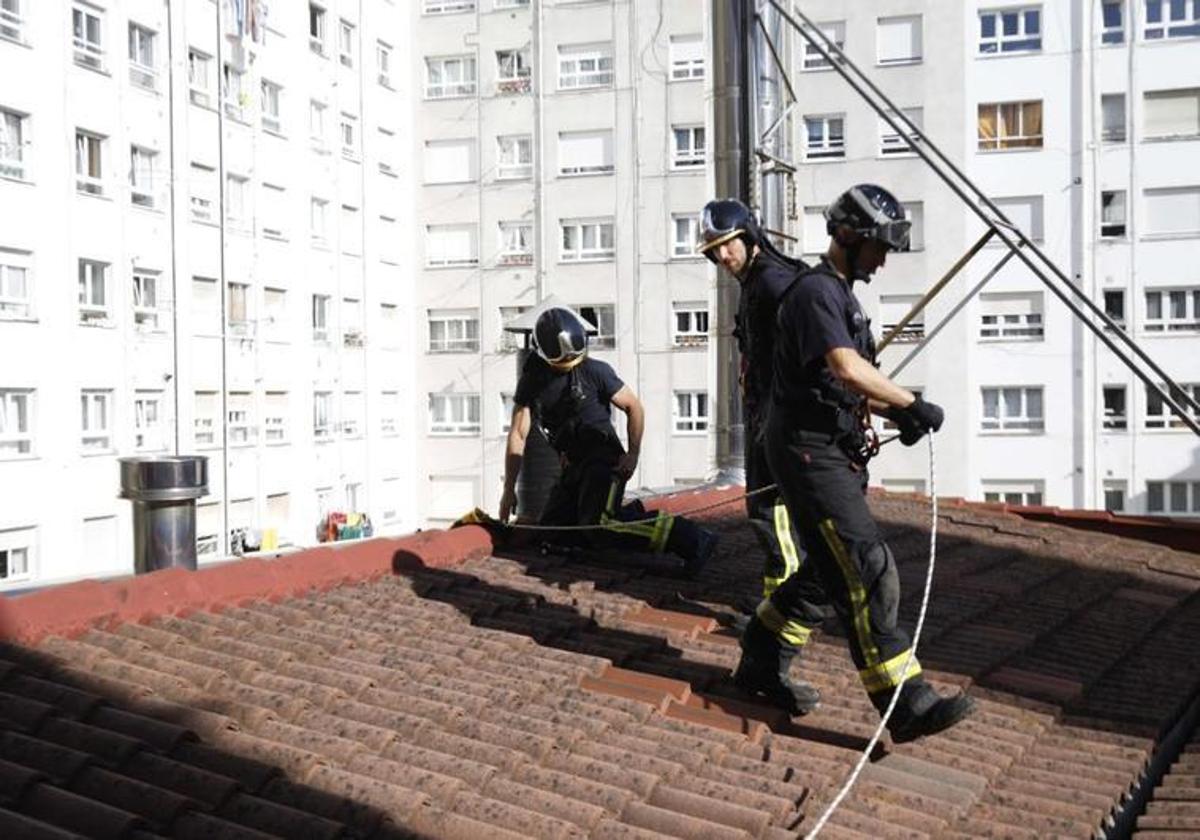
803, 433, 939, 839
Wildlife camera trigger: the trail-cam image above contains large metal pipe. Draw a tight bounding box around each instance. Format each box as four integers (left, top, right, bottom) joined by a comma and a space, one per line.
754, 1, 787, 242
119, 456, 209, 574
709, 0, 750, 482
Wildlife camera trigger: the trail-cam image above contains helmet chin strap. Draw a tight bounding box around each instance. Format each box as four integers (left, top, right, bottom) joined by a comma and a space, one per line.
847, 241, 873, 285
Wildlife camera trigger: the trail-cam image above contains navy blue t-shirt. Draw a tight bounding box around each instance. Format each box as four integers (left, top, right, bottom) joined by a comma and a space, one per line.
514, 355, 625, 457
735, 250, 803, 418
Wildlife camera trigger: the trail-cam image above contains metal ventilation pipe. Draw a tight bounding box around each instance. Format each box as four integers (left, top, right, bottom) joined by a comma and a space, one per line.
119, 456, 209, 574
709, 0, 751, 484
754, 1, 789, 242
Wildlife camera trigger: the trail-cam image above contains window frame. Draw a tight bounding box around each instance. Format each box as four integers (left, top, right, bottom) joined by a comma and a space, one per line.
75, 130, 106, 196
801, 21, 845, 71
803, 114, 846, 160
980, 385, 1045, 433
557, 43, 614, 90
425, 55, 478, 99
428, 309, 481, 353
671, 214, 700, 258
671, 125, 705, 169
878, 107, 923, 157
80, 388, 114, 452
673, 390, 710, 434
672, 301, 709, 348
72, 1, 106, 72
560, 218, 615, 262
260, 79, 283, 134
77, 258, 110, 324
668, 34, 704, 81
978, 6, 1043, 54
877, 14, 923, 65
133, 389, 165, 451
0, 106, 28, 181
0, 248, 33, 320
0, 388, 34, 458
424, 224, 479, 268
428, 393, 482, 436
128, 22, 157, 91
1145, 383, 1200, 431
977, 100, 1044, 150
496, 134, 532, 179
1144, 287, 1200, 333
0, 0, 26, 45
1101, 1, 1125, 44
1144, 0, 1200, 40
1102, 384, 1128, 431
132, 268, 162, 330
0, 526, 35, 583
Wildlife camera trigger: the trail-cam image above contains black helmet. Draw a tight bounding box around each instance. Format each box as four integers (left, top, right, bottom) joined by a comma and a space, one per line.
824, 184, 911, 252
697, 198, 763, 264
532, 307, 589, 371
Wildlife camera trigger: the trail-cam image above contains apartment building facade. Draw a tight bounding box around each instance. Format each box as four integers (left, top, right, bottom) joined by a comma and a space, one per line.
0, 0, 419, 589
788, 0, 1200, 516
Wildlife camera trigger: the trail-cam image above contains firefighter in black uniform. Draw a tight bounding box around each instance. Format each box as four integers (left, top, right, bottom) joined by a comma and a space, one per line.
735, 184, 975, 742
499, 306, 719, 574
697, 199, 830, 714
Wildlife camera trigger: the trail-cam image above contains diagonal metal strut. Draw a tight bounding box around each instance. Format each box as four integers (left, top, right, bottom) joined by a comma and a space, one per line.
764, 0, 1200, 436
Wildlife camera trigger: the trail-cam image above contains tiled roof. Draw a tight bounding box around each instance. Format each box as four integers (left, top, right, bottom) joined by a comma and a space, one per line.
1, 489, 1199, 838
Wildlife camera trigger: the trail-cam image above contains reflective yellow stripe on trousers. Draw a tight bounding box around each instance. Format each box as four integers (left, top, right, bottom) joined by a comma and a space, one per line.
763, 503, 802, 596
755, 599, 812, 647
599, 480, 673, 552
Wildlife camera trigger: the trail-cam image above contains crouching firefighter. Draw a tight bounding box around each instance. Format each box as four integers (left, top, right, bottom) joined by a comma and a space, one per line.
734, 184, 975, 742
498, 306, 719, 576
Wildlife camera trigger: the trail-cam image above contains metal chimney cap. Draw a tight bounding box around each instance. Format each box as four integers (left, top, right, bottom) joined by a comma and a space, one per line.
119, 455, 210, 502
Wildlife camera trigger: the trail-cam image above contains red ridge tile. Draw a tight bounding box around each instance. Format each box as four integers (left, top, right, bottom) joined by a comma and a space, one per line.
601, 666, 693, 703
622, 607, 718, 639
580, 675, 672, 713
662, 701, 768, 744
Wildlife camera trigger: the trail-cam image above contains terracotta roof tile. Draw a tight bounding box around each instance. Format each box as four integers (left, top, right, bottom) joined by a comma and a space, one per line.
0, 807, 83, 840
216, 791, 346, 839
619, 799, 755, 840
21, 782, 147, 837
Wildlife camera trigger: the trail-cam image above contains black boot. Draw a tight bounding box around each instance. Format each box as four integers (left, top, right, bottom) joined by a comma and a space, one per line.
872, 680, 975, 744
665, 517, 719, 579
732, 617, 820, 715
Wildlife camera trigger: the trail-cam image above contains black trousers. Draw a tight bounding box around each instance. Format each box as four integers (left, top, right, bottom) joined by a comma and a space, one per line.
759, 414, 925, 698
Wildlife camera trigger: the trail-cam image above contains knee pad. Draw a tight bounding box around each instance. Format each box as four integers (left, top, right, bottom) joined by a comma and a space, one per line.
859, 540, 900, 625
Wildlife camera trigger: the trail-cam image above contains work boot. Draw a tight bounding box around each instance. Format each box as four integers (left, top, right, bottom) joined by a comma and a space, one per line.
732, 617, 820, 716
873, 680, 975, 744
666, 518, 719, 579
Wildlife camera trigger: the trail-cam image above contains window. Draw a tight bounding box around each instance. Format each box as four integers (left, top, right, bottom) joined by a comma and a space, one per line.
672, 302, 709, 347
1101, 94, 1126, 142
1144, 187, 1200, 237
0, 107, 27, 180
188, 49, 212, 106
1144, 88, 1200, 140
0, 389, 33, 456
498, 221, 532, 265
227, 281, 251, 335
802, 21, 845, 70
495, 0, 529, 8
340, 204, 362, 255
380, 391, 399, 436
194, 391, 218, 446
189, 163, 216, 223
982, 481, 1044, 506
429, 393, 481, 435
77, 259, 109, 323
877, 15, 922, 64
804, 115, 845, 160
1145, 288, 1200, 332
1102, 1, 1125, 44
129, 146, 157, 209
497, 134, 532, 179
313, 391, 333, 439
1, 0, 25, 43
672, 125, 705, 168
991, 195, 1044, 240
80, 389, 113, 451
338, 19, 354, 67
309, 3, 326, 54
260, 183, 286, 239
558, 130, 614, 176
312, 294, 330, 340
425, 224, 479, 267
1104, 289, 1126, 327
75, 130, 105, 195
574, 304, 616, 349
879, 108, 922, 156
669, 34, 704, 80
133, 390, 164, 451
880, 295, 924, 343
1146, 481, 1200, 515
1103, 480, 1127, 512
496, 48, 532, 93
558, 43, 614, 89
263, 287, 286, 340
672, 214, 699, 257
377, 41, 393, 87
222, 63, 246, 121
978, 101, 1044, 150
342, 391, 364, 437
426, 55, 477, 99
73, 2, 105, 70
500, 392, 516, 433
979, 292, 1045, 340
499, 306, 530, 351
674, 391, 709, 433
309, 100, 327, 150
1102, 385, 1127, 430
1144, 0, 1200, 39
979, 6, 1042, 53
425, 138, 476, 184
132, 269, 161, 329
1147, 382, 1200, 428
266, 493, 291, 545
342, 297, 364, 346
981, 386, 1045, 432
379, 215, 399, 265
561, 219, 615, 261
801, 205, 828, 255
905, 201, 925, 251
227, 391, 255, 445
310, 197, 328, 243
1101, 190, 1127, 238
429, 309, 480, 353
0, 527, 34, 582
192, 277, 220, 335
0, 248, 31, 319
128, 23, 156, 90
424, 0, 475, 12
260, 80, 282, 133
379, 302, 399, 344
225, 173, 248, 226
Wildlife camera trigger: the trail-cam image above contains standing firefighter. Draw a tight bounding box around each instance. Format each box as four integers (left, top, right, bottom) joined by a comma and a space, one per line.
499, 306, 719, 574
736, 184, 974, 741
698, 199, 830, 714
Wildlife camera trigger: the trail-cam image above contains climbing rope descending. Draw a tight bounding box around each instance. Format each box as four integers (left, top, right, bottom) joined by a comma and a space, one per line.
802, 433, 939, 839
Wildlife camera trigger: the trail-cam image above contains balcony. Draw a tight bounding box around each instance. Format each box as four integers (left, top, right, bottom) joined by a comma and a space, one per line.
497, 77, 531, 95
498, 252, 533, 267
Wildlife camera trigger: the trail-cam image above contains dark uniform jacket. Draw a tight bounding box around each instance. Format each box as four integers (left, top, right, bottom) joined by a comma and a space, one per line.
771, 259, 876, 439
735, 250, 805, 420
514, 355, 625, 464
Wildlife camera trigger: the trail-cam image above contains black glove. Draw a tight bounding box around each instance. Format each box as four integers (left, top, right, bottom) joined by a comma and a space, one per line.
895, 396, 944, 446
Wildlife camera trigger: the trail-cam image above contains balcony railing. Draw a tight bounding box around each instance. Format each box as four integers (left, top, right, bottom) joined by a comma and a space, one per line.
74, 39, 104, 71
498, 252, 533, 267
497, 77, 531, 95
130, 62, 157, 91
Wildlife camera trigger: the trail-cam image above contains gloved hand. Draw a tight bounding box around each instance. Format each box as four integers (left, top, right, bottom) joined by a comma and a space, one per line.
895, 395, 944, 446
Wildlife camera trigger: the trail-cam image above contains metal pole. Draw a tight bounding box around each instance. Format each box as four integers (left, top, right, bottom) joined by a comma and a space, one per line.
877, 230, 993, 353
769, 0, 1200, 434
